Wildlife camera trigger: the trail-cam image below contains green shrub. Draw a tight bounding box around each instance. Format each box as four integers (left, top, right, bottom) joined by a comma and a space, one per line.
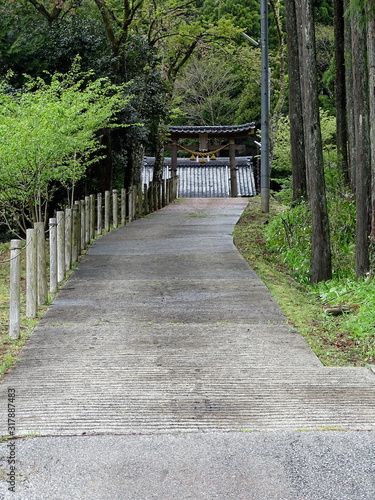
267, 109, 356, 283
311, 277, 375, 359
265, 201, 312, 284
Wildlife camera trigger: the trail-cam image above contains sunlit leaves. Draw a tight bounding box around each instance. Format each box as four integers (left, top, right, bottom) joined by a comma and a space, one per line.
0, 62, 133, 228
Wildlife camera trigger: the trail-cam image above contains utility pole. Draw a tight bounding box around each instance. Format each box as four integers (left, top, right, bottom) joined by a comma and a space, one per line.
242, 1, 270, 212
260, 0, 270, 212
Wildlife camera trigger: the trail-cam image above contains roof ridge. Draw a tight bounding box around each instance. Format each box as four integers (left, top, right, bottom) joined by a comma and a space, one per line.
168, 123, 256, 135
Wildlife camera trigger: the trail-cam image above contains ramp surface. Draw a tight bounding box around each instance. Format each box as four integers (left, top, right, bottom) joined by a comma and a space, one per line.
0, 198, 374, 499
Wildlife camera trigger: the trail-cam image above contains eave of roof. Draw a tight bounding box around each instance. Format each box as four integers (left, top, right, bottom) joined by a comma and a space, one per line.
144, 156, 253, 166
168, 122, 256, 138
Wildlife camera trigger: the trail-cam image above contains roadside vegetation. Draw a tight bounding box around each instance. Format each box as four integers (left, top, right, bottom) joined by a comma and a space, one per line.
234, 112, 374, 368
234, 192, 375, 368
0, 239, 84, 379
0, 242, 34, 377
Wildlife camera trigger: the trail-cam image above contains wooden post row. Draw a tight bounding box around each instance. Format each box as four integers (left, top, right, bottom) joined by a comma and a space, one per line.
26, 228, 37, 319
35, 222, 47, 306
49, 218, 57, 294
105, 190, 110, 232
113, 189, 118, 229
9, 240, 22, 339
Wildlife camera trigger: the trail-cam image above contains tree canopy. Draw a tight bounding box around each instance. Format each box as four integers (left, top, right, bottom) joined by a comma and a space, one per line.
0, 62, 132, 231
2, 0, 375, 282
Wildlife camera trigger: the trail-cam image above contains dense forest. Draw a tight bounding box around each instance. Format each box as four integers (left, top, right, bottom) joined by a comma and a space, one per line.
1, 0, 375, 285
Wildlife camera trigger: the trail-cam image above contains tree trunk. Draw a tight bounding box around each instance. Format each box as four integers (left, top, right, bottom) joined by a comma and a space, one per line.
129, 141, 144, 186
153, 125, 165, 184
333, 0, 349, 184
269, 0, 287, 170
351, 14, 371, 278
295, 0, 332, 283
367, 18, 375, 247
343, 0, 356, 190
285, 0, 307, 200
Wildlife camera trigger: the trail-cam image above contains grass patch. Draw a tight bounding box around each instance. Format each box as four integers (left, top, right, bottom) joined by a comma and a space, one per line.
0, 240, 77, 380
233, 196, 375, 367
0, 242, 35, 379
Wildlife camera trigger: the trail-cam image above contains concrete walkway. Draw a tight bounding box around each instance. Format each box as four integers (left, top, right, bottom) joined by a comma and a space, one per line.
1, 198, 374, 499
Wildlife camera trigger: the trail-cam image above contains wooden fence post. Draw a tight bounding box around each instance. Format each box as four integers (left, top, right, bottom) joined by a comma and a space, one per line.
166, 178, 170, 205
49, 218, 57, 294
153, 182, 158, 212
133, 186, 141, 219
143, 184, 148, 214
137, 184, 143, 218
72, 203, 79, 263
134, 186, 138, 219
156, 182, 161, 210
162, 180, 166, 207
97, 192, 102, 235
90, 194, 95, 241
112, 189, 118, 228
128, 188, 133, 223
121, 188, 126, 226
57, 211, 65, 283
26, 228, 37, 319
65, 208, 72, 272
85, 195, 90, 246
132, 186, 137, 220
80, 200, 85, 251
9, 240, 22, 339
104, 190, 110, 232
149, 182, 153, 212
35, 222, 47, 305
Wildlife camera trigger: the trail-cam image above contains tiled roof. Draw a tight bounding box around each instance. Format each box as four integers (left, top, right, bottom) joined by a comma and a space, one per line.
144, 157, 253, 167
143, 157, 257, 197
168, 123, 256, 136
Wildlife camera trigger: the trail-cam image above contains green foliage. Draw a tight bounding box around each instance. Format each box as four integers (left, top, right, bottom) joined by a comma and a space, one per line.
324, 167, 356, 278
265, 202, 312, 284
314, 0, 334, 25
311, 277, 375, 359
271, 114, 292, 177
267, 110, 356, 284
0, 61, 132, 230
315, 24, 335, 110
345, 0, 375, 27
272, 110, 337, 178
231, 42, 262, 124
172, 52, 244, 126
265, 166, 356, 286
202, 0, 261, 36
234, 197, 375, 367
0, 0, 111, 85
320, 109, 337, 148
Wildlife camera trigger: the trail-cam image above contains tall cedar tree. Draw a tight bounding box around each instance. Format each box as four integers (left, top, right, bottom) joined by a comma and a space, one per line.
294, 0, 332, 283
333, 0, 349, 184
284, 0, 307, 200
351, 12, 371, 277
368, 16, 375, 246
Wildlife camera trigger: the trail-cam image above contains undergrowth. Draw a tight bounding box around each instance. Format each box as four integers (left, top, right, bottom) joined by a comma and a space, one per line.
0, 240, 70, 379
235, 113, 374, 365
233, 194, 375, 366
0, 242, 42, 378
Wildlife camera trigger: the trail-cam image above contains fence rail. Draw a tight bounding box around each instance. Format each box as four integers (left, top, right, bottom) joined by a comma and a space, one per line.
7, 177, 178, 339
